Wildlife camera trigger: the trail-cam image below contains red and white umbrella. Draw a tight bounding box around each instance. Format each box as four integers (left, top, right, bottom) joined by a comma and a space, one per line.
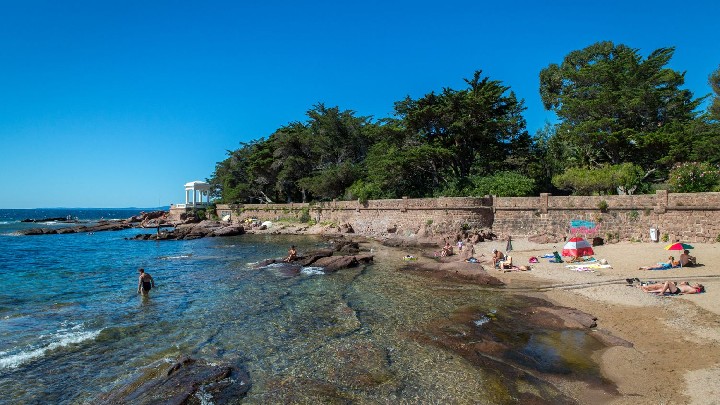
562, 237, 594, 257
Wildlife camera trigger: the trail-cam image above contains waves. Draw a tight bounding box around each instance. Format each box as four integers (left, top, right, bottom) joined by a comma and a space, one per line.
0, 324, 102, 370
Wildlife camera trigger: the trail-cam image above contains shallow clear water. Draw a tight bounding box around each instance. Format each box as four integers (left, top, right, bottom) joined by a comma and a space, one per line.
0, 209, 606, 404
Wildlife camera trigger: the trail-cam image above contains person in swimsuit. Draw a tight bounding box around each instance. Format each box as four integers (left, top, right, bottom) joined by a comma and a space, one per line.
137, 268, 155, 295
284, 246, 298, 262
639, 280, 704, 295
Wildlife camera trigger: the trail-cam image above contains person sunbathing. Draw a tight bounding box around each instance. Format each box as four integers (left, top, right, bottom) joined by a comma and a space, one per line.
499, 255, 513, 270
639, 256, 679, 270
639, 280, 704, 295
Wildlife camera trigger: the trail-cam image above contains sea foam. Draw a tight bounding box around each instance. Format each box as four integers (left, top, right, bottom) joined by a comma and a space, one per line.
301, 267, 325, 275
0, 328, 102, 369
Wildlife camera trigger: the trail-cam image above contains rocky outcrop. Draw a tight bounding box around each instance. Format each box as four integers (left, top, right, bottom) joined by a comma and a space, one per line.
18, 221, 134, 235
98, 357, 251, 404
255, 248, 373, 274
129, 221, 244, 240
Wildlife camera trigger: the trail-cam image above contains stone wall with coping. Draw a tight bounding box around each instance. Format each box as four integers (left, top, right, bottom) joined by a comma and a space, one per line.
216, 191, 720, 242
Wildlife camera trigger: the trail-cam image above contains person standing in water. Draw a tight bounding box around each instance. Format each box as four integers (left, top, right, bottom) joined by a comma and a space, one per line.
137, 268, 155, 295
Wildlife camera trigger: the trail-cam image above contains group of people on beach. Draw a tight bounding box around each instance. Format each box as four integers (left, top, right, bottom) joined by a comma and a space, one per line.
639, 250, 697, 270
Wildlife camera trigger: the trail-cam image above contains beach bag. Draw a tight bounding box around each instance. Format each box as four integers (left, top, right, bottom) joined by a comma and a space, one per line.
529, 256, 539, 263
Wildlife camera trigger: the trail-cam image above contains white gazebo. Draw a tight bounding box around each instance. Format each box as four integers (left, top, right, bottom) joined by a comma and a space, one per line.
179, 180, 211, 207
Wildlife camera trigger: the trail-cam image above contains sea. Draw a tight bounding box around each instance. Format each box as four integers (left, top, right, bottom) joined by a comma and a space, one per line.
0, 208, 608, 404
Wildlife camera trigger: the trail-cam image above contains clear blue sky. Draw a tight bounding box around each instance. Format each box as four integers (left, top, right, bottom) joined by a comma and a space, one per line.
1, 0, 718, 208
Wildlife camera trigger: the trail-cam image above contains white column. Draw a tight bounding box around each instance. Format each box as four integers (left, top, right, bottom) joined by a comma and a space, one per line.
185, 189, 189, 204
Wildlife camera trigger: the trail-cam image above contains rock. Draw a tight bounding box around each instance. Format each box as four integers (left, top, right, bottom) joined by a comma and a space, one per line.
592, 236, 604, 246
21, 217, 67, 223
211, 225, 245, 237
98, 357, 251, 404
313, 256, 360, 272
298, 249, 335, 266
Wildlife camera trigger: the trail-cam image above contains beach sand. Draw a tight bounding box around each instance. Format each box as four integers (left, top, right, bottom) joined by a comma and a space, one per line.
478, 239, 720, 405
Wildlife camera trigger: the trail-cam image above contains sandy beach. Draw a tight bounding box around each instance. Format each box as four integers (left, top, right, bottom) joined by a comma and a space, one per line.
473, 239, 720, 405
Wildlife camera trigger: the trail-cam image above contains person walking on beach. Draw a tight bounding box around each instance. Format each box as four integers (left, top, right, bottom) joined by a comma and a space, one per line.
137, 268, 155, 295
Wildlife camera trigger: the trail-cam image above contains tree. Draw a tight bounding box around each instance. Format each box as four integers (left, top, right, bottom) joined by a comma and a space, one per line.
709, 65, 720, 121
395, 70, 530, 181
539, 42, 702, 175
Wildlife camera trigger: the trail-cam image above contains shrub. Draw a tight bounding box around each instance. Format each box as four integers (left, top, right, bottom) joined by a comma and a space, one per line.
467, 171, 535, 197
628, 210, 639, 220
299, 207, 311, 223
668, 162, 720, 193
661, 233, 669, 242
597, 200, 609, 212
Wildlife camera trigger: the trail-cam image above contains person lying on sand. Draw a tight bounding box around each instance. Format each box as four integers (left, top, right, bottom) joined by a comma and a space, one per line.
639, 256, 680, 270
639, 280, 704, 295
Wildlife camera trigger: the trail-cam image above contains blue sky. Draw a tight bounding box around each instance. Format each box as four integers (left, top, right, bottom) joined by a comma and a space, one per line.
1, 0, 718, 208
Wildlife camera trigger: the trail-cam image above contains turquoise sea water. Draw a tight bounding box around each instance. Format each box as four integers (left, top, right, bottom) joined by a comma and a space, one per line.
0, 209, 607, 404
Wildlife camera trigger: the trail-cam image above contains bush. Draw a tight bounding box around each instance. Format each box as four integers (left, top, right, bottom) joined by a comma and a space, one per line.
347, 179, 382, 204
299, 207, 311, 223
597, 200, 609, 212
467, 171, 535, 197
668, 162, 720, 193
552, 163, 643, 195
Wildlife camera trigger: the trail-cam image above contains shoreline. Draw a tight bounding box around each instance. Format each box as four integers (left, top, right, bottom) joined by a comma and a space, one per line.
249, 224, 720, 404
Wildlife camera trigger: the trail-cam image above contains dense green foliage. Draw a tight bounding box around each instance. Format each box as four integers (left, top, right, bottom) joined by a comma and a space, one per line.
668, 162, 720, 192
209, 42, 720, 202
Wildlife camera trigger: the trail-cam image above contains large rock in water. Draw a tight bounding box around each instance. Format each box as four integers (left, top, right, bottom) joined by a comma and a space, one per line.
313, 254, 374, 273
98, 357, 251, 404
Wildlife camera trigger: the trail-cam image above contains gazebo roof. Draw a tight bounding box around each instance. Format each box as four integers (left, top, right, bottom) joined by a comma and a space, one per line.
184, 180, 210, 190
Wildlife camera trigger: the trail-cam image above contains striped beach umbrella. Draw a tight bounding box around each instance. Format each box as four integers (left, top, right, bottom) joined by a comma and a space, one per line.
664, 242, 694, 250
561, 237, 595, 257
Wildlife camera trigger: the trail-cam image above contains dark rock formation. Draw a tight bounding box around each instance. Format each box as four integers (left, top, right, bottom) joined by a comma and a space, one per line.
255, 250, 373, 273
21, 217, 67, 223
298, 249, 335, 266
98, 357, 250, 404
129, 221, 244, 241
18, 221, 134, 235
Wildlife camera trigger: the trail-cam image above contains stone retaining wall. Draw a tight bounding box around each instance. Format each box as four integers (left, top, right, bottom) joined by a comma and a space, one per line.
216, 191, 720, 242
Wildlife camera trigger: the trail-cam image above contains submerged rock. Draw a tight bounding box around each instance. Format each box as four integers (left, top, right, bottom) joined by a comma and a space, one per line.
98, 357, 251, 404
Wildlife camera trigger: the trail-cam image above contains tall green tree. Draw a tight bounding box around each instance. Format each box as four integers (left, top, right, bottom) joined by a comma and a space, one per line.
395, 70, 530, 182
540, 42, 702, 175
709, 64, 720, 121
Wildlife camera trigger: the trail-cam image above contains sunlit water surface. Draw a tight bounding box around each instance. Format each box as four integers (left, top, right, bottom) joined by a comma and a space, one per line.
0, 209, 605, 404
